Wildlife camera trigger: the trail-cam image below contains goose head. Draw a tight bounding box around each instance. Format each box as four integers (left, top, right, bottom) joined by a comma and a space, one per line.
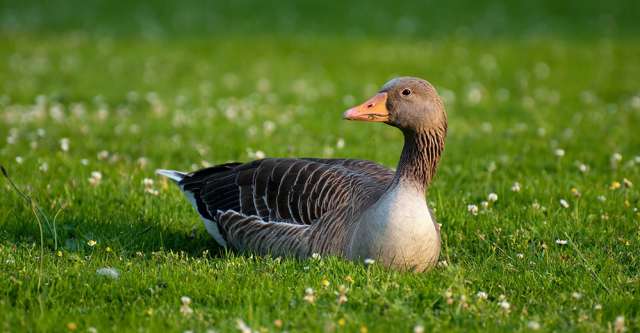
343, 77, 446, 134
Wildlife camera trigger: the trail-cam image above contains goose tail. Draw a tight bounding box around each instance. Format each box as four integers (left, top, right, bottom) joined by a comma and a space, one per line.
155, 169, 187, 184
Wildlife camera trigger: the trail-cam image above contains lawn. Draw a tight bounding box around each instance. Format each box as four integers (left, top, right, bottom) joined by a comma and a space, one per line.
1, 0, 639, 332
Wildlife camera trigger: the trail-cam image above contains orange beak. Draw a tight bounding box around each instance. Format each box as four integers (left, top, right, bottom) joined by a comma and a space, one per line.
343, 92, 389, 122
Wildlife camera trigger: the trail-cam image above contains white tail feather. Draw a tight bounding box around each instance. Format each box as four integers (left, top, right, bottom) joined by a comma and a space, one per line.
155, 169, 187, 183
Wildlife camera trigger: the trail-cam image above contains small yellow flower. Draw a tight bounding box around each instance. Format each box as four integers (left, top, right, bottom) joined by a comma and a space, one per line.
66, 322, 77, 331
344, 275, 354, 283
106, 246, 112, 253
360, 326, 368, 333
610, 181, 621, 190
273, 319, 283, 328
56, 250, 63, 257
337, 318, 346, 327
321, 279, 330, 288
87, 240, 97, 247
571, 187, 581, 197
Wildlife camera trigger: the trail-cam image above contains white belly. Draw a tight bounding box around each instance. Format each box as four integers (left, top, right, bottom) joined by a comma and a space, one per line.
347, 183, 440, 271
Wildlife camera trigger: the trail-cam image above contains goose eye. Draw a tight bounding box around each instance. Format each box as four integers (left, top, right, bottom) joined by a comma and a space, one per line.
401, 88, 412, 96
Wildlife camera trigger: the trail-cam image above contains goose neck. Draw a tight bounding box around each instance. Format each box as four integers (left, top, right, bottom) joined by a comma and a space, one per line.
392, 128, 445, 193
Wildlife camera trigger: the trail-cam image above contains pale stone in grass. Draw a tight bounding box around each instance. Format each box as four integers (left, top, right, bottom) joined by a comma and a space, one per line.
96, 267, 119, 279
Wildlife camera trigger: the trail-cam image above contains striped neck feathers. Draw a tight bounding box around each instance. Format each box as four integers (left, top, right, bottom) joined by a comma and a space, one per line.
392, 127, 446, 193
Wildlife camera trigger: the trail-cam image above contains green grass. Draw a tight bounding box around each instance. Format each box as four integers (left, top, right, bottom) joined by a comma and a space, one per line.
1, 1, 639, 332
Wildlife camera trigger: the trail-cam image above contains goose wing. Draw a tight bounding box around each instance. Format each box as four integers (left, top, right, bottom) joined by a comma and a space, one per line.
179, 158, 391, 226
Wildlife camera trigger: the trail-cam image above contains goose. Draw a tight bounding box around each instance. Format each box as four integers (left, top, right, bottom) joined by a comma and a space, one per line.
157, 77, 447, 272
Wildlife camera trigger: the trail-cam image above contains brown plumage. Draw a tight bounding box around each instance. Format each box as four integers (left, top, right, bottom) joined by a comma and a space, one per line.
157, 77, 447, 271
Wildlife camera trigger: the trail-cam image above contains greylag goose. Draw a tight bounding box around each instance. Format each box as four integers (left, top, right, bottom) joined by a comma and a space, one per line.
157, 77, 447, 271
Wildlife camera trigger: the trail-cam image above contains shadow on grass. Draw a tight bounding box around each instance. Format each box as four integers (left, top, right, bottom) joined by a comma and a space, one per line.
1, 165, 225, 258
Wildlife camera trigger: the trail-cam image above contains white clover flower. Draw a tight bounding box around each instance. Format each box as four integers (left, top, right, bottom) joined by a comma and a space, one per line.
97, 150, 110, 160
15, 156, 23, 164
560, 199, 570, 208
364, 258, 375, 265
311, 253, 321, 260
467, 204, 479, 215
336, 138, 345, 149
498, 300, 510, 311
413, 325, 424, 333
96, 267, 120, 279
487, 193, 498, 202
554, 148, 565, 157
612, 153, 622, 162
143, 178, 154, 187
137, 157, 149, 168
236, 319, 251, 333
262, 121, 276, 134
527, 321, 541, 330
80, 158, 89, 166
511, 182, 521, 192
303, 288, 315, 304
39, 162, 48, 172
145, 188, 159, 196
60, 138, 70, 152
614, 316, 625, 333
578, 163, 588, 173
487, 161, 497, 173
597, 195, 606, 202
555, 239, 568, 245
89, 171, 103, 186
255, 150, 266, 159
476, 291, 488, 300
571, 292, 582, 300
